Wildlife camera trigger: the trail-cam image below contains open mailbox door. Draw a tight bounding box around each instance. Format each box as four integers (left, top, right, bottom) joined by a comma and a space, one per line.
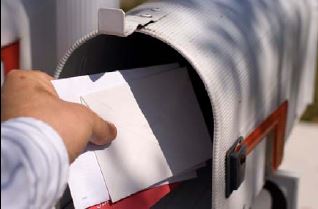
56, 0, 318, 208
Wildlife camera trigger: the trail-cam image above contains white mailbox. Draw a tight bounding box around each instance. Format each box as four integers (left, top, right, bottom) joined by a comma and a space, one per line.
55, 0, 318, 208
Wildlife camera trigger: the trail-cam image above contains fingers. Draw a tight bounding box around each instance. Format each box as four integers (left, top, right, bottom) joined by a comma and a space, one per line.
75, 104, 117, 145
32, 70, 55, 81
5, 70, 57, 95
27, 70, 58, 96
90, 113, 117, 145
6, 70, 117, 147
7, 69, 54, 81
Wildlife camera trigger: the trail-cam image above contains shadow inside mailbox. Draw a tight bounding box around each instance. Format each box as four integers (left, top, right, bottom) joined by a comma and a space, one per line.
120, 67, 213, 175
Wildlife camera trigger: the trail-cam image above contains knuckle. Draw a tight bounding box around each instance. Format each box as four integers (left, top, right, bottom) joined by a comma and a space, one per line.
7, 70, 23, 78
37, 70, 53, 80
34, 70, 48, 77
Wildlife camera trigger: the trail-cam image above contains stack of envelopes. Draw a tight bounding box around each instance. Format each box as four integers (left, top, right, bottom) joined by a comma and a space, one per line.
52, 64, 212, 209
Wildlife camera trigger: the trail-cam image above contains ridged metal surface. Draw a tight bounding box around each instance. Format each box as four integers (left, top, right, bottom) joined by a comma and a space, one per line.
55, 0, 318, 208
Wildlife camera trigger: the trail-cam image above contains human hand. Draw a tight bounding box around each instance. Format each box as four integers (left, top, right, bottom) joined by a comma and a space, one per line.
1, 70, 117, 162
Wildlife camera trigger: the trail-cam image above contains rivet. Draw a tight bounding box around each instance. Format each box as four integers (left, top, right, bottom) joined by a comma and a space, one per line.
140, 13, 152, 18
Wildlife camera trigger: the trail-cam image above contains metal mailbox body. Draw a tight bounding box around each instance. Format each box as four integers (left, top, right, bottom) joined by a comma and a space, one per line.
56, 0, 318, 208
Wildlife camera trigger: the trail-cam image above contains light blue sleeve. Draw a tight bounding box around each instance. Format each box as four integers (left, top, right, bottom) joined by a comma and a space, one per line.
1, 117, 69, 209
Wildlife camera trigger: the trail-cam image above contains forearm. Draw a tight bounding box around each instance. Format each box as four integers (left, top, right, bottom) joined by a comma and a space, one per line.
1, 117, 69, 209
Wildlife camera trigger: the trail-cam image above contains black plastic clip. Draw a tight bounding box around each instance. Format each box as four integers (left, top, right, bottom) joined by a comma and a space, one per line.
225, 137, 247, 198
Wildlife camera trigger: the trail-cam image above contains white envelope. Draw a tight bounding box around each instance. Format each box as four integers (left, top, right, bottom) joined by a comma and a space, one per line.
52, 64, 180, 208
82, 84, 172, 202
82, 68, 212, 201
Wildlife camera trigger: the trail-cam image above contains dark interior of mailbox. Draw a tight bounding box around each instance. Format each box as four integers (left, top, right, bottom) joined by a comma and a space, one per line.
61, 33, 213, 138
59, 33, 213, 209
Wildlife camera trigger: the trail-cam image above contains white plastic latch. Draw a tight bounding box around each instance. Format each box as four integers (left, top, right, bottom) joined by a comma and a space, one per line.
98, 8, 167, 37
98, 8, 126, 37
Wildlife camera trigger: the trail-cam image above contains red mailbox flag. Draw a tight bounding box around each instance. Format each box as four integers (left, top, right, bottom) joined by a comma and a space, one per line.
1, 41, 20, 75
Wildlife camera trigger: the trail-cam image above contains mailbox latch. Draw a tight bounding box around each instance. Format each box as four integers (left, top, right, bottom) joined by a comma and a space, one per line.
225, 137, 247, 198
98, 8, 168, 37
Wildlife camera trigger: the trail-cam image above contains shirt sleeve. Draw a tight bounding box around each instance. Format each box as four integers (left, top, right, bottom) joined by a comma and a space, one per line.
1, 117, 69, 209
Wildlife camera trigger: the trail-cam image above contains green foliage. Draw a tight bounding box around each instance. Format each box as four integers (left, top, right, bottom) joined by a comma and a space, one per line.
121, 0, 146, 11
301, 53, 318, 122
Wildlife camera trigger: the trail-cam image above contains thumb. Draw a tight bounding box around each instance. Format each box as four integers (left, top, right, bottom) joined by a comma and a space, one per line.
90, 113, 117, 145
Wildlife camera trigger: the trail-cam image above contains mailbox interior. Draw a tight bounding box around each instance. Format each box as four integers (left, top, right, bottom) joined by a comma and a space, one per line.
59, 33, 213, 208
60, 33, 214, 139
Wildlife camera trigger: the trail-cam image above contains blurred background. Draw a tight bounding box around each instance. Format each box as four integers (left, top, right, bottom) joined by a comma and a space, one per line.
280, 52, 318, 209
301, 55, 318, 122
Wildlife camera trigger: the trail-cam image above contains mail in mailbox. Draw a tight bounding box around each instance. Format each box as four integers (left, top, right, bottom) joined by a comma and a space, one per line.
53, 64, 213, 208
